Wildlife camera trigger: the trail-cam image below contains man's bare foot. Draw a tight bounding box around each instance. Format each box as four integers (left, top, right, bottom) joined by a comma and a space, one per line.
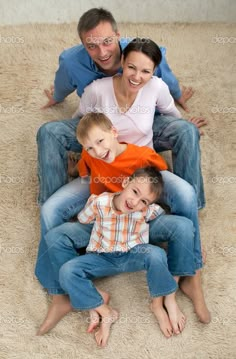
94, 307, 119, 347
87, 290, 110, 333
164, 294, 186, 335
179, 271, 211, 324
37, 294, 72, 335
150, 301, 173, 338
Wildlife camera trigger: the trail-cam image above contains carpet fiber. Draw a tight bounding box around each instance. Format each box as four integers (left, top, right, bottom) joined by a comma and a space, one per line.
0, 22, 235, 359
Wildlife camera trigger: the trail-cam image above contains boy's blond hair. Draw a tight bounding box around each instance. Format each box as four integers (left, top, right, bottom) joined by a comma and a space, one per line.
76, 112, 113, 144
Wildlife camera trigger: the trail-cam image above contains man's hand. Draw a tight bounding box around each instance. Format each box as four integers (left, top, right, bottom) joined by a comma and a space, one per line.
175, 86, 194, 112
41, 85, 59, 109
188, 117, 207, 136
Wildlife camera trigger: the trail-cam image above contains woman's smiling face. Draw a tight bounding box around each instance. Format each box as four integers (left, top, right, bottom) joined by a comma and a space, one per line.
121, 51, 155, 93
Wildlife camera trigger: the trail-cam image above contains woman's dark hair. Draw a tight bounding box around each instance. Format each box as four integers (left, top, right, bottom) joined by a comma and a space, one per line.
77, 8, 118, 39
123, 38, 162, 69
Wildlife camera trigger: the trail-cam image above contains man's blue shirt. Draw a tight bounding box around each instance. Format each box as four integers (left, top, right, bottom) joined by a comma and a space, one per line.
53, 39, 181, 102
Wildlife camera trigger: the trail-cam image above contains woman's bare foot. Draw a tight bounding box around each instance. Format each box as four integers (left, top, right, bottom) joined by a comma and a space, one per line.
37, 294, 72, 335
164, 293, 186, 335
150, 299, 173, 338
94, 306, 119, 347
179, 271, 211, 324
87, 289, 110, 333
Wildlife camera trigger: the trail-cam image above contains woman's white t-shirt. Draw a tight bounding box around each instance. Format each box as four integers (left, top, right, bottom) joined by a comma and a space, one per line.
73, 76, 181, 148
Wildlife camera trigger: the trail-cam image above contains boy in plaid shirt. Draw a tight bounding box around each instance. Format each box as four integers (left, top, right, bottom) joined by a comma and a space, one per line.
59, 167, 184, 347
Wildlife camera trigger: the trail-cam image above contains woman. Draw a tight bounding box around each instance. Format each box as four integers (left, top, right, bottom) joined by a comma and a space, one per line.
36, 39, 210, 335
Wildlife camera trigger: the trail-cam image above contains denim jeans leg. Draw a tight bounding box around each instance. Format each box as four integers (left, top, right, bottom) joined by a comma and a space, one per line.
124, 244, 177, 297
37, 118, 82, 205
160, 170, 202, 269
35, 178, 90, 292
59, 245, 177, 310
45, 221, 93, 293
149, 214, 196, 275
59, 253, 124, 310
152, 115, 205, 209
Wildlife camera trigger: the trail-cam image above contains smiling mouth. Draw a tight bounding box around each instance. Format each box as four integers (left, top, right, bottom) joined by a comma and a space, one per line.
125, 201, 133, 210
129, 79, 141, 86
99, 151, 110, 160
99, 55, 112, 63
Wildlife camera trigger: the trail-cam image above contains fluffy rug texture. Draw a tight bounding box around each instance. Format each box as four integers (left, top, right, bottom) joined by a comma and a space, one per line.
0, 22, 235, 359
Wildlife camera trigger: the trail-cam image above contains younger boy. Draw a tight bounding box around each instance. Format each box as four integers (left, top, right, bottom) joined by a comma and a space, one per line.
54, 167, 186, 347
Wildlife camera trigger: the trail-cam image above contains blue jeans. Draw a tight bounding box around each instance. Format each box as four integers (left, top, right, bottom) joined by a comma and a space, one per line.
37, 115, 205, 209
46, 217, 195, 296
35, 170, 198, 294
59, 245, 178, 310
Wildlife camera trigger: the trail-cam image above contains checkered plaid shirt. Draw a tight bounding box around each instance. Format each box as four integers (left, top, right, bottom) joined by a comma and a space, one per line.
77, 192, 164, 253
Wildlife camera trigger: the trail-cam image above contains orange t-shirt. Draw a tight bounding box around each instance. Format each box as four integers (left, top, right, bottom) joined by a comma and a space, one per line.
78, 143, 168, 195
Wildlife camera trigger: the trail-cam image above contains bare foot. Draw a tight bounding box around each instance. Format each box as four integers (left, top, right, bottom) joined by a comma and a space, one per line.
179, 271, 211, 324
164, 294, 186, 335
150, 301, 173, 338
37, 294, 72, 335
87, 289, 110, 333
95, 307, 119, 347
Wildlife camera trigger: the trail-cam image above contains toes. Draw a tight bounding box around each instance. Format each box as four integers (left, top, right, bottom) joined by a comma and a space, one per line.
165, 327, 173, 338
87, 321, 99, 333
87, 311, 100, 333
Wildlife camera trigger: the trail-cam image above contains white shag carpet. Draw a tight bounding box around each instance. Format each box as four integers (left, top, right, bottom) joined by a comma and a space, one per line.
0, 22, 235, 359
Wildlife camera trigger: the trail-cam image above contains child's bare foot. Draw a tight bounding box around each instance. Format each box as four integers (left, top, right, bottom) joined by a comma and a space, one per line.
150, 300, 173, 338
94, 307, 119, 347
179, 271, 211, 324
37, 294, 72, 335
164, 293, 186, 335
87, 289, 110, 333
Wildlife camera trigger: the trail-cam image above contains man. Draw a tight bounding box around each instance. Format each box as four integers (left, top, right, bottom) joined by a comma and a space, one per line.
38, 7, 206, 207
